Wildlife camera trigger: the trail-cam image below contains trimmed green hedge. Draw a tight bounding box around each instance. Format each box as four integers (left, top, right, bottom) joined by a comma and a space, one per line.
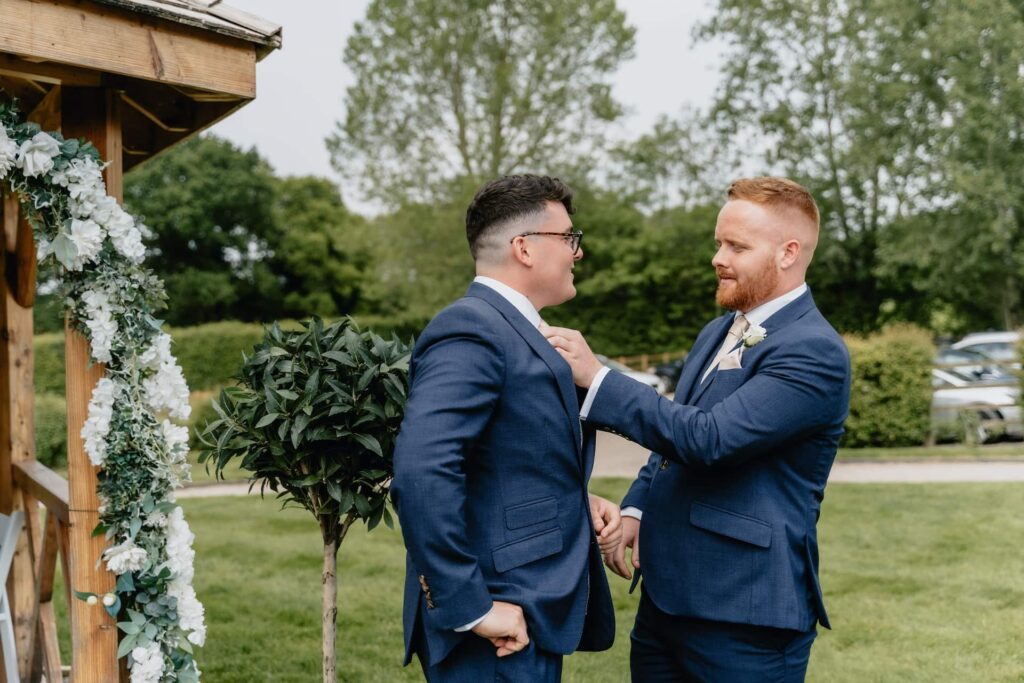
35, 393, 67, 469
843, 325, 934, 447
33, 315, 427, 396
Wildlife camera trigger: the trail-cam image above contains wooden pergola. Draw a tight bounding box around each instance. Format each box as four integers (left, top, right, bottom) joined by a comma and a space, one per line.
0, 1, 280, 680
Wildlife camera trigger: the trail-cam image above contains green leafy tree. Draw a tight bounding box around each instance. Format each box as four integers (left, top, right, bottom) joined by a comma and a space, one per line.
547, 200, 722, 355
697, 0, 941, 332
357, 182, 478, 319
198, 318, 411, 683
607, 110, 733, 214
124, 135, 279, 324
271, 176, 370, 318
876, 0, 1024, 331
330, 0, 636, 205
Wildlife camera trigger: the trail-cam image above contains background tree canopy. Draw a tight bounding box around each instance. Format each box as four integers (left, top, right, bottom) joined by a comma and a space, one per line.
33, 0, 1023, 356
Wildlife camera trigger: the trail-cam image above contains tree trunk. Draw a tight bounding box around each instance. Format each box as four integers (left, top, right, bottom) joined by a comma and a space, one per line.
322, 537, 338, 683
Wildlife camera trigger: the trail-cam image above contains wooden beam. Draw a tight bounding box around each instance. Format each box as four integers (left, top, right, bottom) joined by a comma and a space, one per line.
0, 53, 103, 87
0, 0, 258, 98
0, 189, 38, 682
61, 86, 121, 683
11, 462, 69, 526
5, 203, 37, 309
27, 85, 62, 135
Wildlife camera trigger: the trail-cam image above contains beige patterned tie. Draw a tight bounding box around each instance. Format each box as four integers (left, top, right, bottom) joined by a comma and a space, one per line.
700, 314, 749, 384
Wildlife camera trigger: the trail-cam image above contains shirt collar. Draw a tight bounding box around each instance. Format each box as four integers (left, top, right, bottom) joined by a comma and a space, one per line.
738, 282, 808, 326
473, 276, 542, 328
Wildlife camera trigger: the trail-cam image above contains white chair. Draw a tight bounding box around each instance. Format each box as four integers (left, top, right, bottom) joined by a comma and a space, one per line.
0, 511, 24, 683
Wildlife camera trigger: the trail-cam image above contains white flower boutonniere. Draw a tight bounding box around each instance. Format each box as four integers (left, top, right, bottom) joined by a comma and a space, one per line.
742, 323, 767, 348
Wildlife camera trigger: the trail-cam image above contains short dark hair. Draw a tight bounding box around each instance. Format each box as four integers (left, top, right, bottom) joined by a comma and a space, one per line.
465, 175, 574, 259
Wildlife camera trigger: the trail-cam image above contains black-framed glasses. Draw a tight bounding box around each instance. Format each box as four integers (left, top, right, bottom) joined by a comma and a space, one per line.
512, 230, 583, 255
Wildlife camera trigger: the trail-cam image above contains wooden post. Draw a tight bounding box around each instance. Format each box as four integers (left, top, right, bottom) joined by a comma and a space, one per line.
0, 190, 38, 681
61, 86, 122, 683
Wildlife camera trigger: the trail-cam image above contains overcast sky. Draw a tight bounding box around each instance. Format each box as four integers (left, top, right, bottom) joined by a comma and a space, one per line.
211, 0, 724, 197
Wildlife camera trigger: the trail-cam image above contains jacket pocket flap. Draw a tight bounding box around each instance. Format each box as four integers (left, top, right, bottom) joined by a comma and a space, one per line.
690, 502, 772, 548
492, 528, 563, 573
505, 497, 558, 530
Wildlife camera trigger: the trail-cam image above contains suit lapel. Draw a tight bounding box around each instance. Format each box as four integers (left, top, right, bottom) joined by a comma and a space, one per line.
688, 288, 819, 404
681, 314, 734, 404
466, 284, 584, 461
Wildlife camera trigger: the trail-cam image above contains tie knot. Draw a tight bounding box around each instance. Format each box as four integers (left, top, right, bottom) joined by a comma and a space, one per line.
729, 314, 749, 338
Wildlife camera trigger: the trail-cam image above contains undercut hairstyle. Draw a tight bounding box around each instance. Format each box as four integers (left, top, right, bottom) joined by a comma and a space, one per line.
466, 175, 575, 262
727, 176, 820, 229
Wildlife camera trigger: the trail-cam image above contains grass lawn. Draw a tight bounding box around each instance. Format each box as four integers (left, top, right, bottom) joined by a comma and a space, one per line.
836, 442, 1024, 460
56, 480, 1024, 681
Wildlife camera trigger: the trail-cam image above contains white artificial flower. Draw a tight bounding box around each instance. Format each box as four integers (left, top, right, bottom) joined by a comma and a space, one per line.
139, 333, 172, 370
145, 510, 168, 529
129, 642, 165, 683
67, 218, 105, 269
165, 507, 196, 585
143, 360, 191, 420
162, 419, 190, 464
106, 207, 146, 263
81, 289, 118, 363
102, 593, 117, 607
0, 127, 17, 179
174, 585, 206, 646
102, 539, 148, 575
81, 377, 120, 466
15, 131, 60, 177
741, 323, 768, 348
89, 195, 119, 225
36, 236, 52, 261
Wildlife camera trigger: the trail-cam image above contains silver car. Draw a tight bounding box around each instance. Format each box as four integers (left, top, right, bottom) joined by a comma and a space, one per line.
931, 366, 1022, 442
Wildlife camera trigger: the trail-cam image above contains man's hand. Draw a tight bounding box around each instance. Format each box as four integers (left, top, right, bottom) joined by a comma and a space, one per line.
471, 601, 529, 657
605, 516, 641, 580
589, 494, 622, 555
539, 323, 604, 388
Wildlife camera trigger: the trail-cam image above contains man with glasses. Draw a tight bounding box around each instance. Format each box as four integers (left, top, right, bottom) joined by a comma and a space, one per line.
392, 174, 619, 682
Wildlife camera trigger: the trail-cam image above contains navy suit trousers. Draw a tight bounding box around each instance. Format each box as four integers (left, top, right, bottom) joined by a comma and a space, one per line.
630, 590, 816, 683
420, 635, 562, 683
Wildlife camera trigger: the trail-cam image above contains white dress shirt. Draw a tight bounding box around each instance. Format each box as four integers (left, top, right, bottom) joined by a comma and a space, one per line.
589, 283, 809, 521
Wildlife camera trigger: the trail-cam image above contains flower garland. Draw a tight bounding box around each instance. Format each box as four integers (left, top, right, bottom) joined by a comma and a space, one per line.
0, 102, 204, 682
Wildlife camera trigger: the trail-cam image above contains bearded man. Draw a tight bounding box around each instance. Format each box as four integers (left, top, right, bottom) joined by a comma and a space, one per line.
543, 177, 851, 682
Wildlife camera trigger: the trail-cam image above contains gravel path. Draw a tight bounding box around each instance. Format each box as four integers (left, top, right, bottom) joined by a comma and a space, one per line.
177, 433, 1024, 499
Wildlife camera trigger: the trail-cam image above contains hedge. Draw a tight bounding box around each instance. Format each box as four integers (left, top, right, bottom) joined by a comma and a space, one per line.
35, 393, 68, 469
33, 314, 427, 395
843, 325, 934, 447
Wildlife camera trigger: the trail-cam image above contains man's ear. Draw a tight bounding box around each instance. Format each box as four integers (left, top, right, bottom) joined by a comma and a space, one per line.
779, 239, 801, 269
511, 235, 533, 267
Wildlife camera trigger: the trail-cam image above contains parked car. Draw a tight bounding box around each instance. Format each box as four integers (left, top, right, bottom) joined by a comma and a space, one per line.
951, 330, 1021, 363
596, 355, 668, 394
933, 347, 1005, 382
931, 366, 1023, 443
653, 355, 687, 394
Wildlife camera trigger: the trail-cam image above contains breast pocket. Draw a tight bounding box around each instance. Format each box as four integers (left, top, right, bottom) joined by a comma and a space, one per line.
504, 496, 558, 530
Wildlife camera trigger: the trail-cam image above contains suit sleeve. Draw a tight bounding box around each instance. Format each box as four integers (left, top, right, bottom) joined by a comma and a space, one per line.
621, 452, 660, 511
587, 335, 850, 470
390, 324, 504, 630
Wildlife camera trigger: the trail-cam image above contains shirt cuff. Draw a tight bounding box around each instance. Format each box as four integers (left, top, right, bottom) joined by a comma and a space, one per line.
580, 366, 611, 419
621, 506, 642, 520
455, 606, 492, 632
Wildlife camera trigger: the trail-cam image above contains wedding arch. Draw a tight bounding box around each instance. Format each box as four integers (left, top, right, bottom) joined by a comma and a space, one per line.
0, 1, 279, 680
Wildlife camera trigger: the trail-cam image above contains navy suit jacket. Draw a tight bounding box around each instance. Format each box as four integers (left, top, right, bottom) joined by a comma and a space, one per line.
588, 288, 850, 632
391, 283, 615, 668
